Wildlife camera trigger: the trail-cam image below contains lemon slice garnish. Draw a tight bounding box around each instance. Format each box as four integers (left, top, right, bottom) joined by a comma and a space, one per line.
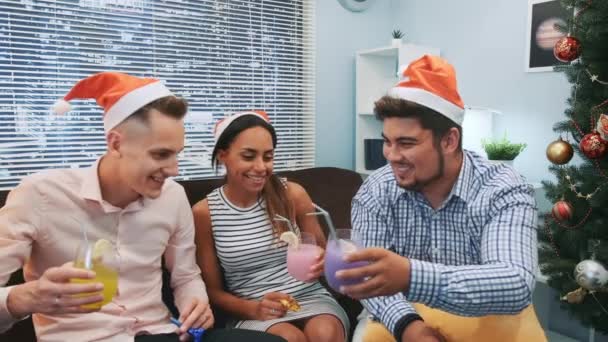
279, 231, 299, 248
92, 239, 113, 260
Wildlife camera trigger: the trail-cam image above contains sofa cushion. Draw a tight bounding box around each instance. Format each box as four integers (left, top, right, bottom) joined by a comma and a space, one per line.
0, 167, 363, 340
414, 303, 547, 342
361, 304, 547, 342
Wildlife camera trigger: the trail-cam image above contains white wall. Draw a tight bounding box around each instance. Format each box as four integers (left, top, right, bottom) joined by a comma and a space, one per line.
389, 0, 572, 183
315, 0, 394, 169
314, 0, 572, 184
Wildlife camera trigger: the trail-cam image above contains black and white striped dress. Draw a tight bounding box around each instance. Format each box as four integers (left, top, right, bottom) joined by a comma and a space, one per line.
207, 186, 349, 336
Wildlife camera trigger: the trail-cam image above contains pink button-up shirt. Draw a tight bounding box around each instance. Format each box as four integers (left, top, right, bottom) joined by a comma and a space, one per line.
0, 160, 207, 341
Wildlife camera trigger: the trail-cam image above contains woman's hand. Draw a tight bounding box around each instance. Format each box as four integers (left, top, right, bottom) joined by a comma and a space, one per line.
254, 292, 290, 321
306, 247, 325, 281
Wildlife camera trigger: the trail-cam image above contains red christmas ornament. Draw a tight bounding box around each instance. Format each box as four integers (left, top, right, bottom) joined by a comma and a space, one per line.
554, 36, 582, 62
552, 200, 574, 222
579, 132, 608, 159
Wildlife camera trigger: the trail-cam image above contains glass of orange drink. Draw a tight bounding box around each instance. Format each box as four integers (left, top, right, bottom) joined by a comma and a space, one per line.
71, 238, 119, 309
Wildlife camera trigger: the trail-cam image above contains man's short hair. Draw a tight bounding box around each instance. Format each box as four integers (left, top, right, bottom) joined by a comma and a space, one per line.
126, 96, 188, 125
374, 95, 462, 150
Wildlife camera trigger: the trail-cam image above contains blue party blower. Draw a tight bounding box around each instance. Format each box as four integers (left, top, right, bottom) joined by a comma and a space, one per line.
170, 317, 205, 342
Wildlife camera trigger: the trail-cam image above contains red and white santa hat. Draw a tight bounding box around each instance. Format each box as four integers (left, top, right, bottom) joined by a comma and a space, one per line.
388, 55, 465, 125
52, 72, 173, 134
213, 110, 270, 144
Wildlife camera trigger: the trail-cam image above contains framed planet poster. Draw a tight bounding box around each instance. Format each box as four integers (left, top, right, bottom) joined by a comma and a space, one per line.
525, 0, 572, 72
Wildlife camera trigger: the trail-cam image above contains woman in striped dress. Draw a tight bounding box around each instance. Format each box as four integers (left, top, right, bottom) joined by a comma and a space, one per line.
192, 111, 349, 342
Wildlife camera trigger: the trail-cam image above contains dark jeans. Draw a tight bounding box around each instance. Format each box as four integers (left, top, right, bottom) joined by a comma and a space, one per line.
134, 329, 286, 342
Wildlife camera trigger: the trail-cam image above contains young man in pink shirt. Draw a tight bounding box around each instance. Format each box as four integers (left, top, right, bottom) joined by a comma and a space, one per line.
0, 72, 285, 342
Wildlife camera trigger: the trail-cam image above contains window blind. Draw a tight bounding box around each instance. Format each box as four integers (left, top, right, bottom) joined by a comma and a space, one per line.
0, 0, 316, 190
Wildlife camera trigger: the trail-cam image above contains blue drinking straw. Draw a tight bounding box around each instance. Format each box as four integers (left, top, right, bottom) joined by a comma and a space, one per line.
170, 317, 205, 342
306, 203, 338, 241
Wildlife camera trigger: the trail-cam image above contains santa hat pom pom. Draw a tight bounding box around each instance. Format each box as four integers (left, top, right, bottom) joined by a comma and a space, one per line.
52, 99, 72, 115
397, 64, 408, 78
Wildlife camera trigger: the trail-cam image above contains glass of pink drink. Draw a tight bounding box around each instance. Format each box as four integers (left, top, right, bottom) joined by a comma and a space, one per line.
324, 229, 368, 292
287, 232, 321, 282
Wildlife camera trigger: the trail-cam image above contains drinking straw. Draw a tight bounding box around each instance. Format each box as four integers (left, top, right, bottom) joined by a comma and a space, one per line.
74, 217, 92, 270
273, 214, 296, 233
306, 203, 338, 240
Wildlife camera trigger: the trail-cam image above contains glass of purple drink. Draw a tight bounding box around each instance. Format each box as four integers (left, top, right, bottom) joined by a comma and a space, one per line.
324, 229, 368, 292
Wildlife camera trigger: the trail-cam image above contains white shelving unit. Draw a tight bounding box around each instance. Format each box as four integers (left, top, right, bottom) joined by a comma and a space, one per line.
355, 44, 440, 175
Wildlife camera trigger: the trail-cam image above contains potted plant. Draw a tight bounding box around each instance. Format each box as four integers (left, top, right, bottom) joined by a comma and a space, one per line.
392, 29, 404, 47
481, 134, 527, 166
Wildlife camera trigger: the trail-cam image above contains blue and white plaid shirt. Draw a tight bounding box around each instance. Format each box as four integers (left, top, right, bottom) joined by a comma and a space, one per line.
352, 150, 538, 335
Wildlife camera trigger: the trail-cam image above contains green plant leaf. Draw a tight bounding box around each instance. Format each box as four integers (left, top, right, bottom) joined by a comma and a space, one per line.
391, 29, 403, 39
481, 135, 526, 160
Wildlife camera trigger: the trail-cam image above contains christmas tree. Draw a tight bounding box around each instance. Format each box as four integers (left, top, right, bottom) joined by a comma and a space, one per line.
539, 0, 608, 333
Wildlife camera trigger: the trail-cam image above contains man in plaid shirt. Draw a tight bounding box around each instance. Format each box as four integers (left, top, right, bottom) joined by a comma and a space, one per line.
337, 55, 538, 342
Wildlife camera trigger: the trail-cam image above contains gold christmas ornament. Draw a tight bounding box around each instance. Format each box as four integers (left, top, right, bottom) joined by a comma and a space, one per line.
546, 138, 574, 165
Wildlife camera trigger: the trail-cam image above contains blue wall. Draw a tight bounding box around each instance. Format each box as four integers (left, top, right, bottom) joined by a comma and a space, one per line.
315, 0, 571, 183
314, 0, 393, 169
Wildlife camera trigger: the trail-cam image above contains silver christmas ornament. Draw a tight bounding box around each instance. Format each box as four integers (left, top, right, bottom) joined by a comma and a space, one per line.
574, 260, 608, 291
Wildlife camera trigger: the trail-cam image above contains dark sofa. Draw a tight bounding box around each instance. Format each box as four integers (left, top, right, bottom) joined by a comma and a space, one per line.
0, 167, 364, 341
